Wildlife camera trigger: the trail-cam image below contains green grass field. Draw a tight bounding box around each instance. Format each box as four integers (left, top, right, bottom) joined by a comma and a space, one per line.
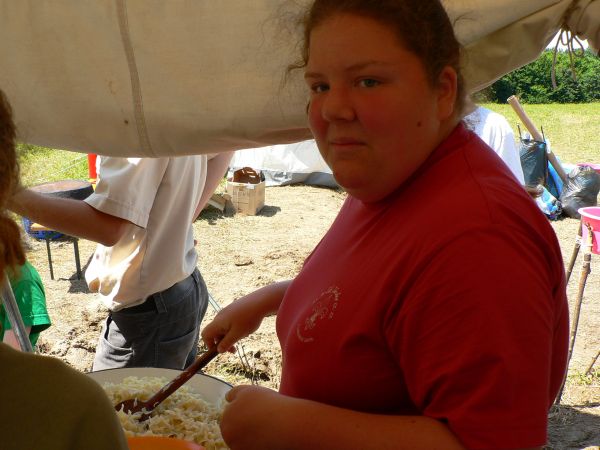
482, 102, 599, 165
17, 143, 90, 187
16, 103, 599, 186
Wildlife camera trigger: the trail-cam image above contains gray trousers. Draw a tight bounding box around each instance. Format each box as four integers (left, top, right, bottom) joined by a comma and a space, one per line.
92, 268, 208, 371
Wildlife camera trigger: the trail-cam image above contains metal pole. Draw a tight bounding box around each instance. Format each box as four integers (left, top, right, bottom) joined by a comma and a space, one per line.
207, 292, 252, 377
585, 350, 600, 377
0, 272, 34, 352
565, 221, 582, 284
555, 222, 594, 404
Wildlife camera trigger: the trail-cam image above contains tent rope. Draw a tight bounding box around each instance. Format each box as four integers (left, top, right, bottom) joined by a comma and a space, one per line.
551, 0, 589, 89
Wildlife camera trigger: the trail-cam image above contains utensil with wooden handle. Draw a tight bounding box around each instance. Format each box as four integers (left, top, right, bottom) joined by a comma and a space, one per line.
114, 347, 219, 421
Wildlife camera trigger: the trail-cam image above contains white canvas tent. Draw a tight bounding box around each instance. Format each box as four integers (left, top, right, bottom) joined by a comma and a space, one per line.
0, 0, 598, 158
228, 140, 337, 188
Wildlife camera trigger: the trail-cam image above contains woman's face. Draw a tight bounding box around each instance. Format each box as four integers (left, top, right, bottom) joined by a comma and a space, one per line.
305, 13, 457, 202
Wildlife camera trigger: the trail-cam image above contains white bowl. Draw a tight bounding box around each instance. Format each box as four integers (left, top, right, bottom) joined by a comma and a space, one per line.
87, 367, 231, 404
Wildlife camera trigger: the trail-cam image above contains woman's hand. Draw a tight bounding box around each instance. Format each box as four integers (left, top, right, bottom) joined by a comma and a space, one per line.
220, 385, 293, 450
201, 294, 265, 353
201, 280, 291, 353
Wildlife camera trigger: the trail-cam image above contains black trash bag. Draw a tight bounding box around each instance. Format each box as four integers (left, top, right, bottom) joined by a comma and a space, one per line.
559, 165, 600, 219
519, 139, 548, 187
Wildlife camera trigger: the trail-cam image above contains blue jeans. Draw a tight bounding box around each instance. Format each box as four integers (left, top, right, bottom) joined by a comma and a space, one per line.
92, 268, 208, 371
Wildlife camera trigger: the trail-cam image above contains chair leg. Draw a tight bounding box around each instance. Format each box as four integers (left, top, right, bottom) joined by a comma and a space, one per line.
45, 238, 54, 280
73, 239, 82, 280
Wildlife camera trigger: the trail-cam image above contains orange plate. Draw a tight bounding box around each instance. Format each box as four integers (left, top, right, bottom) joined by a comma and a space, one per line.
127, 436, 205, 450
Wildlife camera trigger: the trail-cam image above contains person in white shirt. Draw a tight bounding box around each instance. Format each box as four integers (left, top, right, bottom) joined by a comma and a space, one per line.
464, 99, 525, 184
9, 152, 232, 371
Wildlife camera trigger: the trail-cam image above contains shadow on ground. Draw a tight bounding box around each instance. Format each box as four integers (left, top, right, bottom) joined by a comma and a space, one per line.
547, 404, 600, 449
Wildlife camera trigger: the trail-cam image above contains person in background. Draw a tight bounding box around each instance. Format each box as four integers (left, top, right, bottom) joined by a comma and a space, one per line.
463, 96, 526, 184
9, 146, 232, 371
0, 88, 128, 449
202, 1, 568, 449
1, 259, 51, 350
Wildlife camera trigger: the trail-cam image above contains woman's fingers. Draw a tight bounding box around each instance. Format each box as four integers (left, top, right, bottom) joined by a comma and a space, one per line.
201, 319, 240, 353
225, 385, 248, 402
201, 321, 227, 349
217, 330, 240, 353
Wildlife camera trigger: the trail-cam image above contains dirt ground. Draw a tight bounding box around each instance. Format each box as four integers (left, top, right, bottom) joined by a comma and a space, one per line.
23, 184, 599, 449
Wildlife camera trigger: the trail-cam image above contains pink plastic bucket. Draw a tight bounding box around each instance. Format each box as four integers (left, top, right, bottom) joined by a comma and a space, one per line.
579, 207, 600, 254
577, 163, 600, 175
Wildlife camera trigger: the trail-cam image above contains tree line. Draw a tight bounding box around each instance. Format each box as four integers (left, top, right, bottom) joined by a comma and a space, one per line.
478, 49, 600, 104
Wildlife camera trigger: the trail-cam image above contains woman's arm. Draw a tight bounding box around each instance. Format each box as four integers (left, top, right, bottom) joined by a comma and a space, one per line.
8, 189, 130, 246
193, 152, 234, 220
220, 386, 466, 450
202, 280, 290, 353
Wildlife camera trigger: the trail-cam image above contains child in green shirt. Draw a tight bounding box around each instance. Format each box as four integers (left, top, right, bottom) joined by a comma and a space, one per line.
1, 261, 51, 349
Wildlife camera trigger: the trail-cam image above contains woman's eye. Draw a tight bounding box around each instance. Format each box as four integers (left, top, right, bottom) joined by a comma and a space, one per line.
358, 79, 380, 88
311, 83, 329, 94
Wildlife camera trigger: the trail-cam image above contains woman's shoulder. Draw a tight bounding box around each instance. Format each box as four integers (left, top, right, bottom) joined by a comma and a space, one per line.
0, 344, 99, 392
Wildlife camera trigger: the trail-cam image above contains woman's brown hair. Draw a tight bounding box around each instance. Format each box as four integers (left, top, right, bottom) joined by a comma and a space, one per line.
0, 89, 25, 279
290, 0, 466, 115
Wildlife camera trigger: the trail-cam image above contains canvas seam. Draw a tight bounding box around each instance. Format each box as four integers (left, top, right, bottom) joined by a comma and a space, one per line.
116, 0, 155, 156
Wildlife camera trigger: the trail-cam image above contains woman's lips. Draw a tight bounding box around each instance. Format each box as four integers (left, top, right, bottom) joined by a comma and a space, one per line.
327, 141, 366, 163
328, 138, 366, 153
329, 137, 363, 146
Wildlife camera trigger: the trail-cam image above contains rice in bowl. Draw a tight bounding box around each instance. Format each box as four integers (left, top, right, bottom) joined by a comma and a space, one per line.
103, 376, 228, 450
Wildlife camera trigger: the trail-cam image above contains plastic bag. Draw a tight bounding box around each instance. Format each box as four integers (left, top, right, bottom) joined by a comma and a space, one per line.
559, 165, 600, 218
519, 139, 547, 187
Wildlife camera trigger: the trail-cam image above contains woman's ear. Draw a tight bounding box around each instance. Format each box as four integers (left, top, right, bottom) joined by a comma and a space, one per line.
436, 66, 458, 120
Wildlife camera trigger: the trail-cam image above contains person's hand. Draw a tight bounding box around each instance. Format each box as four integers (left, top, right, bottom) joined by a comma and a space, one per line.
220, 385, 293, 450
202, 281, 289, 353
201, 294, 265, 353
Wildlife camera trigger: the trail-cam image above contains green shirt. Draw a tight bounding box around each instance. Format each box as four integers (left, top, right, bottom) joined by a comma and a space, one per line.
1, 261, 51, 346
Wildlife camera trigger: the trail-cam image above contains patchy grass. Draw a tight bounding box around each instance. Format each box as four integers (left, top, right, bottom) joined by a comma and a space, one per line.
16, 143, 89, 187
569, 368, 600, 387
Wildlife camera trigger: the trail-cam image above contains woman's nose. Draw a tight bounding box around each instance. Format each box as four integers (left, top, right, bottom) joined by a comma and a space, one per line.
321, 89, 355, 122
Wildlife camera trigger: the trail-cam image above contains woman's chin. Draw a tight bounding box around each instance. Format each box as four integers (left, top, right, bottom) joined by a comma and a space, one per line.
334, 176, 374, 200
335, 174, 401, 203
333, 174, 363, 192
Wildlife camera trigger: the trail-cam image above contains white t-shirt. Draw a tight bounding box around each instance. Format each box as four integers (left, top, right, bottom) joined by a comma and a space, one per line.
84, 155, 207, 311
464, 106, 525, 184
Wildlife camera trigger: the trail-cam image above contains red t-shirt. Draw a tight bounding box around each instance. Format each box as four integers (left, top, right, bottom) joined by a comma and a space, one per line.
277, 124, 568, 449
